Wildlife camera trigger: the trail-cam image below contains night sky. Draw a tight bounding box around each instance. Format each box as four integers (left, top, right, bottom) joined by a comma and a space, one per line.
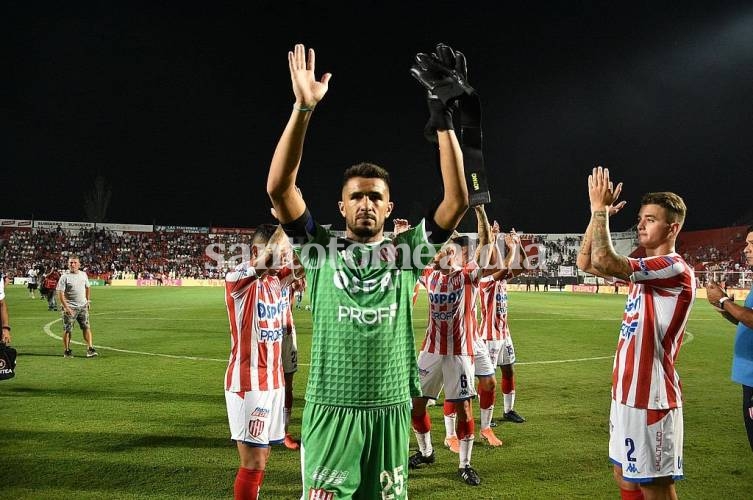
4, 1, 753, 234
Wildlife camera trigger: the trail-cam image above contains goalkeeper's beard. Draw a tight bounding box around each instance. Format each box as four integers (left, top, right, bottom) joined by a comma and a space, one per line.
349, 220, 382, 239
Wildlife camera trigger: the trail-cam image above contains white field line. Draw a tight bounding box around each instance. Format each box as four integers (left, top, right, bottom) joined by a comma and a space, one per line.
42, 313, 695, 368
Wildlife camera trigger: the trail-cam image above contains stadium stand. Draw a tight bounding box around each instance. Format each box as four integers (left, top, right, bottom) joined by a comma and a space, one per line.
0, 221, 749, 287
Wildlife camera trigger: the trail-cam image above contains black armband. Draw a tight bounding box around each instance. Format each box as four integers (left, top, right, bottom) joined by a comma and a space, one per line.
281, 209, 315, 244
424, 210, 453, 244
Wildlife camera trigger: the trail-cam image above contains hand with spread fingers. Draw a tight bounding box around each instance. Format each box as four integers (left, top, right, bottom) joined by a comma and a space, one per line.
288, 43, 332, 110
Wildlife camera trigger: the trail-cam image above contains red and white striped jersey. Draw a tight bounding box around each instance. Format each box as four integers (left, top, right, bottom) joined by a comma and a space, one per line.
612, 253, 696, 409
478, 276, 510, 341
419, 263, 481, 355
224, 262, 293, 392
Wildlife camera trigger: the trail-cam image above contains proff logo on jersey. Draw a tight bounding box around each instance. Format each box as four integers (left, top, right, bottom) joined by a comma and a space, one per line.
337, 303, 397, 325
308, 489, 335, 500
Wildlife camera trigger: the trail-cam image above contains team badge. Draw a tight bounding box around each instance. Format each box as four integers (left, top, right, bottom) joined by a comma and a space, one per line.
308, 488, 335, 500
248, 418, 265, 437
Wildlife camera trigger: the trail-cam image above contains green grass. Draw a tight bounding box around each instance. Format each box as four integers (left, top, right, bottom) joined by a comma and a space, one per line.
1, 286, 751, 499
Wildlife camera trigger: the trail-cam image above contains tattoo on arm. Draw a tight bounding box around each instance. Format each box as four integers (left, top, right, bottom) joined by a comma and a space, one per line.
589, 210, 630, 279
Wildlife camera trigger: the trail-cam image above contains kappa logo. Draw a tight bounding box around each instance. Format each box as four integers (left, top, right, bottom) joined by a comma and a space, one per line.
308, 488, 335, 500
625, 463, 639, 474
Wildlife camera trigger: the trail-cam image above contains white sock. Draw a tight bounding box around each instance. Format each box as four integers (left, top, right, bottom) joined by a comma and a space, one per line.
459, 435, 474, 468
444, 413, 457, 438
414, 430, 433, 456
480, 407, 494, 430
503, 391, 516, 413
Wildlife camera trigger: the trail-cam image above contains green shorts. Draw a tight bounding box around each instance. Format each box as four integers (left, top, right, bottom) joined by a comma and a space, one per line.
301, 401, 411, 499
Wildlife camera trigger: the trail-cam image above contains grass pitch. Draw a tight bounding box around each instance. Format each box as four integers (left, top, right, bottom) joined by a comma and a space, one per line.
1, 285, 751, 499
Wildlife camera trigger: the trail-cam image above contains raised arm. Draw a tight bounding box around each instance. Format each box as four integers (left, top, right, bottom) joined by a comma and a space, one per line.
473, 205, 494, 269
267, 44, 332, 224
432, 130, 469, 230
584, 166, 630, 280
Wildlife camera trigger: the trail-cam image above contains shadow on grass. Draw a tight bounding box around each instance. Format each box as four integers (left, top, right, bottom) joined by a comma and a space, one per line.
0, 385, 225, 404
2, 443, 304, 498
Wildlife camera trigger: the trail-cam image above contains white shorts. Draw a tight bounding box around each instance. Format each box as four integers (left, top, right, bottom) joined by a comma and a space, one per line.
225, 388, 285, 446
282, 326, 298, 374
417, 351, 476, 401
609, 400, 684, 483
497, 336, 516, 366
473, 338, 495, 377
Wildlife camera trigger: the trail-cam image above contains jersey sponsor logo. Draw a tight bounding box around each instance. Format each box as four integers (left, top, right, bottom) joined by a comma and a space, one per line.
431, 310, 455, 321
248, 418, 264, 437
620, 293, 641, 339
428, 291, 461, 305
259, 327, 285, 342
308, 489, 335, 500
257, 300, 287, 319
250, 407, 269, 418
337, 303, 397, 325
639, 258, 649, 275
333, 270, 396, 293
654, 431, 664, 471
312, 466, 349, 486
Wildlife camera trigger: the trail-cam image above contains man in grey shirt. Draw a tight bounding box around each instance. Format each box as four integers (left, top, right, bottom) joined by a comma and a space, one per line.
57, 255, 98, 358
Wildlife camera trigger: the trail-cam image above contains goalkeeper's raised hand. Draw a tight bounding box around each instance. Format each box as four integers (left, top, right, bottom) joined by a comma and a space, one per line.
288, 43, 332, 110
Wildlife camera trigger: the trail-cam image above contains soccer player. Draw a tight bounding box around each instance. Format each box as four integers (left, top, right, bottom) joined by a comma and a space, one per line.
282, 271, 303, 450
410, 227, 494, 486
266, 43, 468, 499
478, 220, 529, 426
224, 224, 303, 500
1, 273, 11, 345
57, 255, 97, 358
577, 166, 694, 500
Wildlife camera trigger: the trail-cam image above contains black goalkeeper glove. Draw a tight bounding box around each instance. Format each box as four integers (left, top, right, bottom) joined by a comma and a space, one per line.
410, 43, 475, 105
411, 43, 475, 141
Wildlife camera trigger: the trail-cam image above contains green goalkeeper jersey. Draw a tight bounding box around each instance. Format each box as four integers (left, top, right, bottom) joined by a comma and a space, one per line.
297, 220, 436, 407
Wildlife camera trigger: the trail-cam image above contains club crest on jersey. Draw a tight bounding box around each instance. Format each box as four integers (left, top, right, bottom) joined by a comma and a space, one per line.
248, 418, 265, 437
308, 489, 335, 500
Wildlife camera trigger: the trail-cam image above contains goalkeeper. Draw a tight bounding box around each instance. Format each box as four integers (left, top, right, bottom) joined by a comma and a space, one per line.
266, 43, 472, 499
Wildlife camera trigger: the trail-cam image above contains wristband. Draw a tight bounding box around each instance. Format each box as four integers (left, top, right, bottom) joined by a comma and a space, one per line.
293, 104, 314, 112
1, 325, 10, 331
718, 296, 732, 309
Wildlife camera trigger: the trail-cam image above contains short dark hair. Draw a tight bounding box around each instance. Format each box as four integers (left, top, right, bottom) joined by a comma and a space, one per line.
450, 235, 471, 247
640, 192, 687, 225
342, 162, 390, 188
252, 224, 279, 245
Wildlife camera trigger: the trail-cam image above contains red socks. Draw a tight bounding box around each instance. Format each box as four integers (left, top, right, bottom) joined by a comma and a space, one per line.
620, 488, 644, 500
411, 412, 432, 433
501, 376, 514, 394
479, 388, 495, 409
443, 400, 455, 416
456, 417, 475, 440
234, 468, 264, 500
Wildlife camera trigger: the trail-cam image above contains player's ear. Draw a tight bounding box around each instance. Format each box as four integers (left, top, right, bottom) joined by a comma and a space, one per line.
338, 201, 346, 217
385, 201, 394, 218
